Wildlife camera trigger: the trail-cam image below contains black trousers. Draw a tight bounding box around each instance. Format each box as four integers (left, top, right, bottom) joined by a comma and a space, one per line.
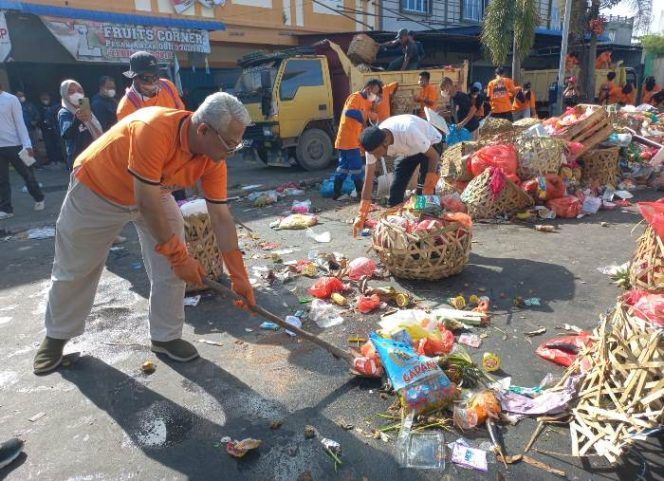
388, 142, 443, 207
0, 146, 45, 213
42, 128, 65, 165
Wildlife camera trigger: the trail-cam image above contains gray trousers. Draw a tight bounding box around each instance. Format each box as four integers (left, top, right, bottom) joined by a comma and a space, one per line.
45, 177, 186, 342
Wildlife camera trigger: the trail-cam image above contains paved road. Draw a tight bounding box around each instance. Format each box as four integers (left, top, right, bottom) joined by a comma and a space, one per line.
1, 161, 662, 481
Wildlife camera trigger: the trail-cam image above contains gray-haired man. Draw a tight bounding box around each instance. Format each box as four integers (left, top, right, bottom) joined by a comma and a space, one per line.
34, 93, 255, 373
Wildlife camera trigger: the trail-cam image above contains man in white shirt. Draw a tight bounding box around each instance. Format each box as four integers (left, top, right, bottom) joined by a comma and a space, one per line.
0, 85, 45, 219
353, 114, 442, 236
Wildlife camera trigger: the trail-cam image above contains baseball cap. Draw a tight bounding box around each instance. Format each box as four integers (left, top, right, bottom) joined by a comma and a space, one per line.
360, 126, 386, 152
472, 81, 482, 91
123, 51, 159, 79
396, 28, 409, 39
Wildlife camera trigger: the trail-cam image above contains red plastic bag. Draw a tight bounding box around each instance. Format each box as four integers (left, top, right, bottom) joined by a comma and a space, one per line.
536, 333, 592, 367
623, 289, 664, 327
347, 257, 377, 281
415, 328, 455, 356
522, 174, 566, 203
470, 144, 518, 178
352, 357, 383, 377
308, 277, 345, 299
440, 193, 467, 213
638, 199, 664, 239
443, 212, 473, 230
356, 294, 381, 313
546, 195, 582, 218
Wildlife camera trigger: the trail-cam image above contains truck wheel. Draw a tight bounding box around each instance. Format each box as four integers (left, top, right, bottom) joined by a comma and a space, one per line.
296, 128, 333, 171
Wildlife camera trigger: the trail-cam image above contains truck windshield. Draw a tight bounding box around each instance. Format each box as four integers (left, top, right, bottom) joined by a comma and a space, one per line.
234, 64, 277, 101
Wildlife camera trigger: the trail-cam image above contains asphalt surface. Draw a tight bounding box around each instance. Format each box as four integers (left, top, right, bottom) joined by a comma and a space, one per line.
1, 159, 663, 481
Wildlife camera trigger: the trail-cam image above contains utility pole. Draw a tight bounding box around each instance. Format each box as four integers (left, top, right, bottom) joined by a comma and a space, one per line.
555, 0, 573, 115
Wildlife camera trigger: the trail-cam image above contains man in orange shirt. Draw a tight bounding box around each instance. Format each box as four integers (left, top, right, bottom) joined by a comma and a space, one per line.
333, 79, 382, 200
33, 93, 255, 374
595, 50, 612, 69
487, 67, 515, 121
642, 76, 662, 105
374, 81, 398, 122
414, 72, 438, 119
599, 71, 621, 105
618, 82, 636, 106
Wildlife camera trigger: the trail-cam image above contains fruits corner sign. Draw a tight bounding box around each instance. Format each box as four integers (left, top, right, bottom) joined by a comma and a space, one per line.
40, 16, 210, 63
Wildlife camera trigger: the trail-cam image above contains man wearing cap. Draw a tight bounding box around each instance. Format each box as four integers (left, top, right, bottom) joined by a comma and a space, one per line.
33, 93, 255, 373
352, 114, 442, 236
382, 29, 420, 71
117, 51, 184, 121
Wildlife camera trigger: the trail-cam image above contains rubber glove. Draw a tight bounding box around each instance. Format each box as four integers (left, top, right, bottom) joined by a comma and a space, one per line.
155, 235, 206, 286
422, 172, 440, 195
353, 200, 372, 238
222, 249, 256, 307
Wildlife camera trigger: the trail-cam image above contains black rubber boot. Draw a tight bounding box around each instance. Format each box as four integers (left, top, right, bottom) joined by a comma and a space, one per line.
332, 177, 344, 200
353, 178, 364, 199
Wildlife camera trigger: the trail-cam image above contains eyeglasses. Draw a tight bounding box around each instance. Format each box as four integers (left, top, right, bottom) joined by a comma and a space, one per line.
206, 123, 246, 155
137, 74, 159, 84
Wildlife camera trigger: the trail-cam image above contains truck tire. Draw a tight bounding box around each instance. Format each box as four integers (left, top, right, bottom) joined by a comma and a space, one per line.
295, 128, 333, 171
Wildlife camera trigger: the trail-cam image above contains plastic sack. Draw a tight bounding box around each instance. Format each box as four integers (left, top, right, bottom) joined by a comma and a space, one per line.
440, 193, 467, 213
623, 289, 664, 327
308, 276, 345, 299
445, 124, 472, 147
356, 294, 381, 314
535, 333, 592, 367
469, 145, 518, 178
272, 214, 318, 230
638, 199, 664, 240
370, 332, 456, 413
522, 174, 565, 203
348, 257, 377, 281
291, 199, 312, 214
319, 176, 355, 198
546, 195, 581, 218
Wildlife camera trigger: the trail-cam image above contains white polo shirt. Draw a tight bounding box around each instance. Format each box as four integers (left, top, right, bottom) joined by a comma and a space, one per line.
365, 114, 442, 165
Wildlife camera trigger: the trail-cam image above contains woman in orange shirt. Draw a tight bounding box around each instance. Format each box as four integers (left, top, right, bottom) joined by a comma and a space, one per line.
641, 76, 662, 105
618, 83, 636, 106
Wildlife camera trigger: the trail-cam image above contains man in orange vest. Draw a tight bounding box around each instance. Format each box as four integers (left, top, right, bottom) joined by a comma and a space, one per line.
374, 81, 398, 123
414, 71, 438, 119
599, 71, 621, 105
487, 67, 515, 121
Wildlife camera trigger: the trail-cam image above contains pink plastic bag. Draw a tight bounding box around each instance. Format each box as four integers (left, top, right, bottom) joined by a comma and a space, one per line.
623, 290, 664, 327
356, 294, 381, 314
308, 277, 345, 299
638, 199, 664, 240
470, 144, 518, 178
347, 257, 377, 281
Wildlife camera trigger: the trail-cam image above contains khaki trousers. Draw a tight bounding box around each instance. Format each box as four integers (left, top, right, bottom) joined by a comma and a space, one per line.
44, 177, 186, 342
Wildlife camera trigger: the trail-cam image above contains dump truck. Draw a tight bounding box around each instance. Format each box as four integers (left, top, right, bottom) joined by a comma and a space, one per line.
520, 65, 637, 116
234, 40, 468, 170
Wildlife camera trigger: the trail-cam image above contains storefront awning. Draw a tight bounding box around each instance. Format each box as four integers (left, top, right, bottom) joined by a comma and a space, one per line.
0, 0, 224, 31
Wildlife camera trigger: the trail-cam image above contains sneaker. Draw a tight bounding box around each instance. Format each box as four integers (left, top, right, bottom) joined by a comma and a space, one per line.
335, 194, 350, 201
0, 211, 13, 220
151, 339, 199, 362
34, 201, 45, 211
33, 337, 68, 374
0, 438, 24, 469
113, 235, 127, 244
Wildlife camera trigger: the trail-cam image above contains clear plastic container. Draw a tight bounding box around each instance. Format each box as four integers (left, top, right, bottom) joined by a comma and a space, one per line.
397, 412, 446, 470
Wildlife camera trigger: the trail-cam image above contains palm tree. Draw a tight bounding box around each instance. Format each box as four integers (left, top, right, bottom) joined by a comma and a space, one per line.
481, 0, 540, 83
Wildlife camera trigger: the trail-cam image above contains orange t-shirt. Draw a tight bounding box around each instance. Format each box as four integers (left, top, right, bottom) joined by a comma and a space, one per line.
595, 52, 611, 69
417, 84, 438, 118
375, 82, 398, 122
487, 77, 515, 114
334, 92, 373, 150
642, 85, 662, 105
117, 79, 185, 121
74, 107, 227, 206
619, 91, 636, 105
512, 87, 529, 112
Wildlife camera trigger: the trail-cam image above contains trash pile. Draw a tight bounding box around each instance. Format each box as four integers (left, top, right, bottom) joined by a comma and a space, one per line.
530, 200, 663, 463
438, 104, 664, 225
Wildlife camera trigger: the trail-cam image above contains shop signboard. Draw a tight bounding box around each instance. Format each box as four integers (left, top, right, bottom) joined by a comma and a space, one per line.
41, 16, 210, 63
0, 12, 11, 62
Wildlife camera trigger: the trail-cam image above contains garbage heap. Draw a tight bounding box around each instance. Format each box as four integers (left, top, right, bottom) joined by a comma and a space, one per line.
439, 104, 664, 222
531, 200, 663, 463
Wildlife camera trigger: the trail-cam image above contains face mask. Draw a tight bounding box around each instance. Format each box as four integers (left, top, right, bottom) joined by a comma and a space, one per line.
69, 92, 84, 105
106, 89, 116, 98
18, 96, 26, 103
368, 93, 378, 102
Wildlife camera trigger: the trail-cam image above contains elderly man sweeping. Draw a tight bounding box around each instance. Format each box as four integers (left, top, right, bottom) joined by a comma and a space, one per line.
352, 114, 442, 237
33, 93, 255, 374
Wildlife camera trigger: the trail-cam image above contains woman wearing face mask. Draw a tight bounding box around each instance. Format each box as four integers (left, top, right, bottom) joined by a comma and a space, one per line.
57, 80, 103, 171
91, 75, 118, 132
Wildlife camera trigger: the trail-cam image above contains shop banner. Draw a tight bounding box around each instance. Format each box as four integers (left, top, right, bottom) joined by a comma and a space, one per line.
0, 12, 11, 62
40, 16, 210, 64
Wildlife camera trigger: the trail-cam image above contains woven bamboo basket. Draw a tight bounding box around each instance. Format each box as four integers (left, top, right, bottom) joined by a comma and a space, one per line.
629, 225, 664, 293
372, 207, 472, 280
478, 117, 513, 139
347, 34, 379, 65
460, 169, 533, 219
581, 146, 620, 186
391, 89, 418, 116
183, 213, 224, 292
440, 141, 477, 181
514, 135, 566, 179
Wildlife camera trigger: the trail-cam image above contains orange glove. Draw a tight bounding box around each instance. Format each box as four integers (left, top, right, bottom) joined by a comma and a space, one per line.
422, 172, 439, 195
155, 235, 206, 286
222, 249, 256, 307
353, 200, 372, 238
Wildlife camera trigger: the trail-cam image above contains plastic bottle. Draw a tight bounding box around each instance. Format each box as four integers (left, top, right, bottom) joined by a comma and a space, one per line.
535, 224, 554, 232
